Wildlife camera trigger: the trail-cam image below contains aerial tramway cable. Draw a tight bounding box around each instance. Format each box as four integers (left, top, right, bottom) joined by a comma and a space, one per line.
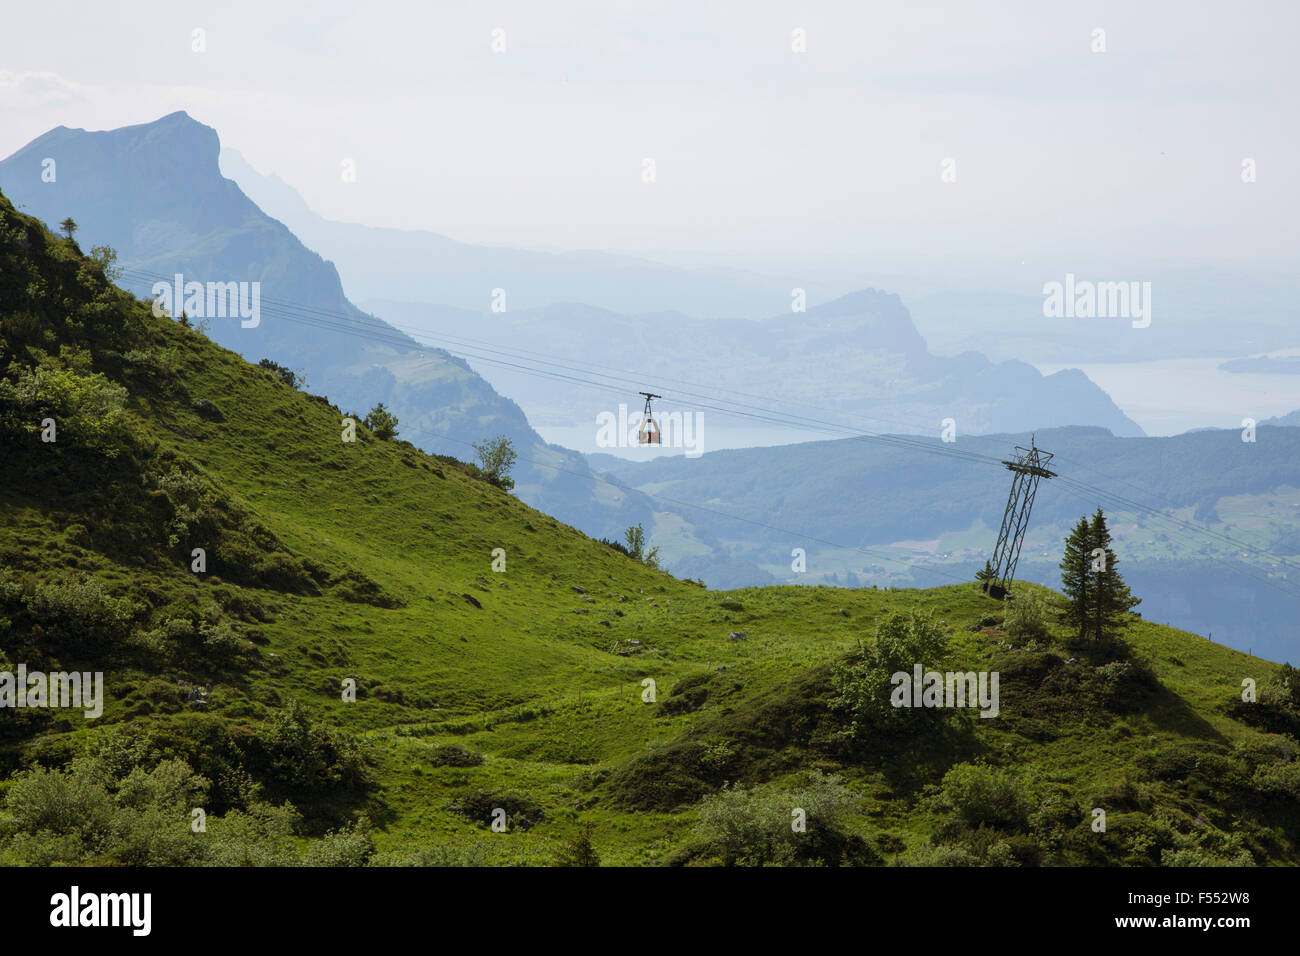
117, 266, 1300, 597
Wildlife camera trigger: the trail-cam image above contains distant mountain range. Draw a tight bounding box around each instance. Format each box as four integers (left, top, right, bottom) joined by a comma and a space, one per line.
1263, 408, 1300, 426
1222, 356, 1300, 374
218, 146, 1144, 441
219, 147, 1144, 443
367, 293, 1145, 449
220, 149, 1300, 371
896, 272, 1300, 366
219, 147, 816, 319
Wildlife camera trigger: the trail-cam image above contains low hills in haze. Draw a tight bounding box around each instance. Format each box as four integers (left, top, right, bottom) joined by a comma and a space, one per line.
367, 292, 1144, 449
216, 136, 1145, 441
591, 424, 1300, 660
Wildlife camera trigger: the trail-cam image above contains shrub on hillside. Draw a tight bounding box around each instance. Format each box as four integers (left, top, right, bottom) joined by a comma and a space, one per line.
473, 435, 516, 490
329, 568, 403, 608
145, 465, 220, 550
606, 741, 717, 811
23, 576, 139, 649
241, 701, 372, 800
198, 803, 302, 866
597, 537, 634, 558
449, 788, 544, 830
1004, 590, 1050, 642
828, 611, 950, 749
1135, 742, 1244, 790
0, 360, 130, 454
0, 756, 219, 866
302, 817, 375, 866
1252, 760, 1300, 801
133, 616, 244, 667
895, 842, 977, 867
426, 744, 484, 768
3, 760, 116, 845
658, 671, 713, 716
692, 771, 872, 866
363, 402, 398, 440
257, 358, 299, 389
1228, 663, 1300, 738
1094, 657, 1160, 711
938, 763, 1033, 831
1160, 827, 1255, 867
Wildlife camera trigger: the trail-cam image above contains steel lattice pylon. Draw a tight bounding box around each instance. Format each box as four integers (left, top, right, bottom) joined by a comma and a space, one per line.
983, 438, 1056, 599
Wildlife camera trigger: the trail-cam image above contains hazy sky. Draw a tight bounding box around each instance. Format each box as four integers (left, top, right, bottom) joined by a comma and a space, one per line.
2, 0, 1297, 269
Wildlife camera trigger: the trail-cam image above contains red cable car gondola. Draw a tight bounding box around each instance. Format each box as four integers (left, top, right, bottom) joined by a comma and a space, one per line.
638, 392, 662, 445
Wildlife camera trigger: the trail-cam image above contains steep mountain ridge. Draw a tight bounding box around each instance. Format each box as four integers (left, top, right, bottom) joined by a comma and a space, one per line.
0, 111, 668, 548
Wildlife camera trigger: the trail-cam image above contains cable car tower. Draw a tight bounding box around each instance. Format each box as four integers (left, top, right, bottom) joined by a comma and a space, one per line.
983, 438, 1056, 599
638, 392, 662, 445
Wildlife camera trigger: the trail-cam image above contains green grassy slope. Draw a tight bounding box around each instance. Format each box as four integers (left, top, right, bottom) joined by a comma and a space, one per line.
1, 190, 1298, 866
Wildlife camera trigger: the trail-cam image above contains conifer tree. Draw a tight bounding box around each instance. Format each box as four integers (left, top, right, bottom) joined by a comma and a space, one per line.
1060, 509, 1141, 641
1088, 509, 1140, 640
554, 823, 601, 867
1059, 515, 1093, 639
364, 402, 399, 440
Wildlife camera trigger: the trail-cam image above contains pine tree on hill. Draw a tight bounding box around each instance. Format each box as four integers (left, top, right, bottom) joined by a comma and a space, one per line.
1059, 508, 1141, 642
554, 823, 601, 867
1089, 508, 1141, 640
1059, 515, 1093, 640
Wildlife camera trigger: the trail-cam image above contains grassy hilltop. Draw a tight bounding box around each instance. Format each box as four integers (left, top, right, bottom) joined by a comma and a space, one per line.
1, 190, 1298, 867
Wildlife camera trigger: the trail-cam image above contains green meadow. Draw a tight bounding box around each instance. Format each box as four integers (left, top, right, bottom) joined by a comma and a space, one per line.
1, 190, 1297, 867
